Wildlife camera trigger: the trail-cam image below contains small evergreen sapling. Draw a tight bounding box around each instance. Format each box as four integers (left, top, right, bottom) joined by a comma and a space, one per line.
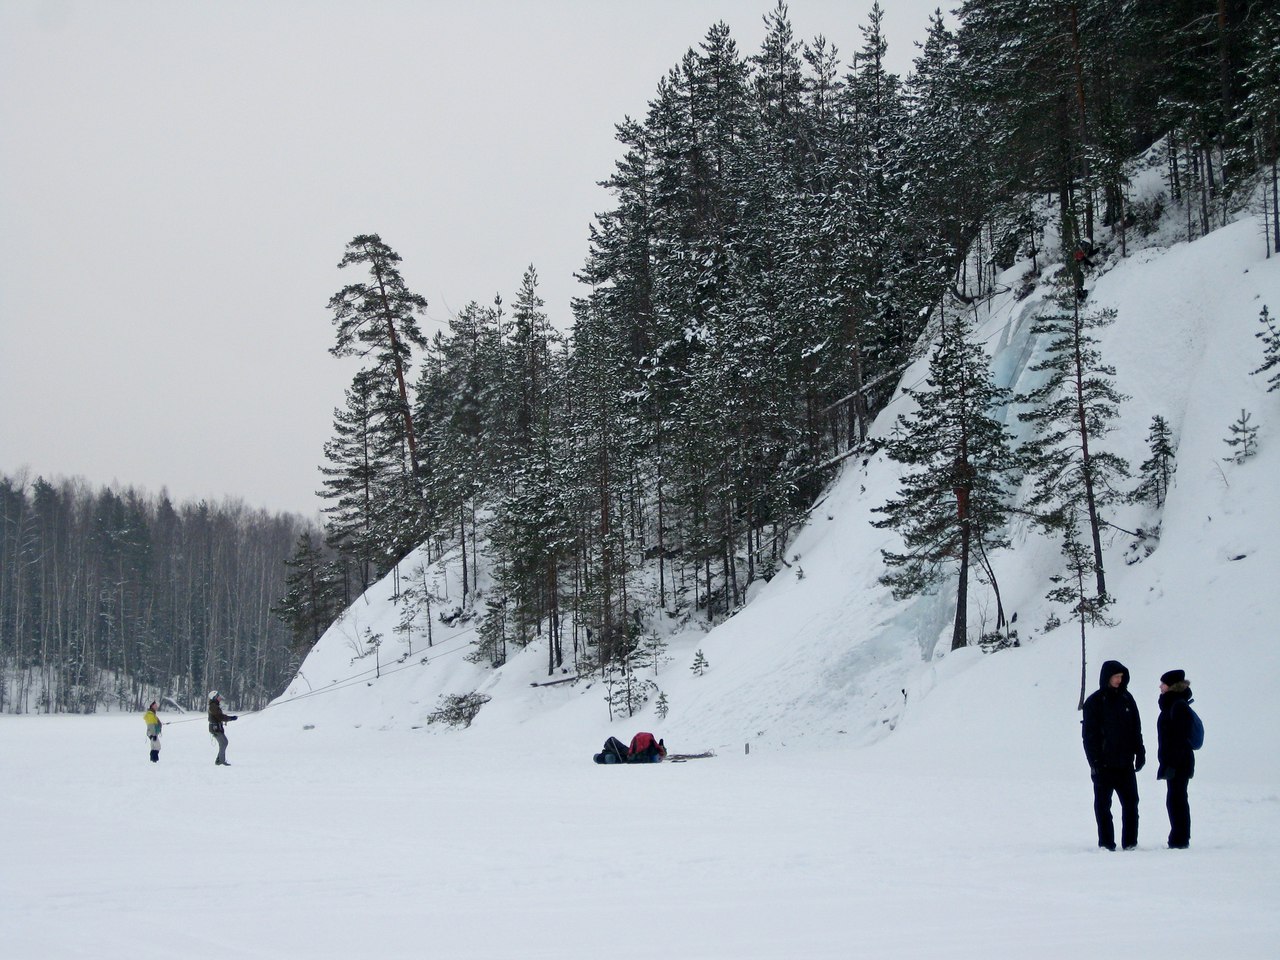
604, 660, 655, 720
1046, 512, 1116, 710
471, 594, 510, 668
363, 628, 383, 678
691, 649, 709, 676
655, 691, 670, 721
640, 631, 668, 676
1131, 415, 1177, 508
1253, 305, 1279, 392
1224, 409, 1259, 463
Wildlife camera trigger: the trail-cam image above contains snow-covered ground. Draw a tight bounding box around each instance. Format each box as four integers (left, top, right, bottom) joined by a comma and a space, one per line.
3, 169, 1279, 957
1, 708, 1277, 959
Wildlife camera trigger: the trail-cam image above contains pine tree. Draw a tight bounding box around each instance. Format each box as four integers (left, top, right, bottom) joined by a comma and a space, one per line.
509, 265, 561, 454
955, 0, 1088, 251
902, 9, 991, 294
472, 592, 510, 669
655, 690, 670, 721
605, 659, 655, 720
328, 234, 429, 477
318, 369, 402, 590
415, 300, 508, 601
1131, 415, 1177, 508
1224, 409, 1259, 463
873, 307, 1020, 650
1017, 284, 1130, 602
1254, 305, 1279, 392
488, 451, 574, 656
691, 649, 709, 676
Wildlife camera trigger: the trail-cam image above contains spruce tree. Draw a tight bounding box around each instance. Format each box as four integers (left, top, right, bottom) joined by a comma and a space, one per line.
273, 532, 343, 654
873, 307, 1019, 650
1131, 415, 1177, 509
902, 9, 991, 295
318, 369, 402, 590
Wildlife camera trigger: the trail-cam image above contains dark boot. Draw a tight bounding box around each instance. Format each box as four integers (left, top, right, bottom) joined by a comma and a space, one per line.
150, 751, 159, 762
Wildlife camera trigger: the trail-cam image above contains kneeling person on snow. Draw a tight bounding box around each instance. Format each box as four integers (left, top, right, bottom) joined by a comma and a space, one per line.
593, 732, 668, 764
628, 731, 667, 763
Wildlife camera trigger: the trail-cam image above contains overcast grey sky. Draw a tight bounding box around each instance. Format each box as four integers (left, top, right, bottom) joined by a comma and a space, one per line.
1, 0, 941, 517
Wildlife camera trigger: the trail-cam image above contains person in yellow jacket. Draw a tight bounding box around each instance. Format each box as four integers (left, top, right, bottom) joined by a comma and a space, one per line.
143, 701, 162, 762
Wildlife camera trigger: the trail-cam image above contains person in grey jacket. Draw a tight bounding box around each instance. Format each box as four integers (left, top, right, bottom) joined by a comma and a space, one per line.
1081, 660, 1146, 850
207, 691, 238, 766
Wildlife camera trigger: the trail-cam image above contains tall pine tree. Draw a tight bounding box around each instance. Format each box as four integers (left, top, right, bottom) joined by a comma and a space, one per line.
1017, 284, 1130, 602
874, 307, 1019, 650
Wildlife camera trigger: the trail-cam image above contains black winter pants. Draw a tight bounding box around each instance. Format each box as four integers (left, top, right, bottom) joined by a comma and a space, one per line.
1164, 772, 1191, 847
1092, 766, 1139, 849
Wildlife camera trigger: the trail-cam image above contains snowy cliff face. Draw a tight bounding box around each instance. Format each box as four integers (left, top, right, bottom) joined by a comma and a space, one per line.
275, 183, 1280, 777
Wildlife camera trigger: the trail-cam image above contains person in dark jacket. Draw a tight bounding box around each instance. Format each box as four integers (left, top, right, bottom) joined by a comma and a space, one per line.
593, 736, 629, 764
1157, 669, 1195, 849
1081, 660, 1146, 850
207, 690, 238, 766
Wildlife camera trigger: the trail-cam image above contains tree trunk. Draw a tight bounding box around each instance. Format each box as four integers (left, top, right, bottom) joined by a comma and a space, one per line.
952, 518, 970, 651
1071, 300, 1108, 601
1067, 3, 1094, 241
458, 505, 469, 599
370, 259, 421, 477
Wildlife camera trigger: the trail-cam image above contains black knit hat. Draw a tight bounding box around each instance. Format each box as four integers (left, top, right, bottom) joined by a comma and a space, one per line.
1160, 669, 1186, 685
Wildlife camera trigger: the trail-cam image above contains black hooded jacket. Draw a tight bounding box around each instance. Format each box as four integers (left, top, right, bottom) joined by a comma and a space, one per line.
1082, 660, 1146, 771
1157, 686, 1196, 780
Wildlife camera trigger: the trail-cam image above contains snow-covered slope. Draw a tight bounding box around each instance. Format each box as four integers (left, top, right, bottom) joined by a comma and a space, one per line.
271, 178, 1280, 785
6, 172, 1279, 960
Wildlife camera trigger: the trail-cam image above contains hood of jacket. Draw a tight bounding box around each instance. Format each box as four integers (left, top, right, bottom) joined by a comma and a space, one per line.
1159, 687, 1193, 710
1098, 659, 1130, 691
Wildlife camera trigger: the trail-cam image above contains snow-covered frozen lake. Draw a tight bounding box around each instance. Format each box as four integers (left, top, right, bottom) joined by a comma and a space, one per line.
3, 712, 1276, 959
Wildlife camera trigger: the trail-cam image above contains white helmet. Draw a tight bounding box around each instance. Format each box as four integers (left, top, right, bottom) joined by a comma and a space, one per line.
209, 690, 219, 701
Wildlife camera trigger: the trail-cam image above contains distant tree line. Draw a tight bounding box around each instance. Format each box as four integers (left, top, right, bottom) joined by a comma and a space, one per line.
299, 2, 1280, 703
0, 473, 318, 713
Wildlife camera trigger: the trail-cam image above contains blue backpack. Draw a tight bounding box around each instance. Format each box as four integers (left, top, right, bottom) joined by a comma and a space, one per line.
1187, 705, 1204, 750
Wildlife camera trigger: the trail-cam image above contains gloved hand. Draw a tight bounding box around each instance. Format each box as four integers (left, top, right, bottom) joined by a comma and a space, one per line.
1134, 755, 1145, 772
229, 715, 239, 721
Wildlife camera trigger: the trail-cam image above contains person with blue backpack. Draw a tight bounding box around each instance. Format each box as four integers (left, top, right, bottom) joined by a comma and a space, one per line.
1157, 669, 1200, 849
